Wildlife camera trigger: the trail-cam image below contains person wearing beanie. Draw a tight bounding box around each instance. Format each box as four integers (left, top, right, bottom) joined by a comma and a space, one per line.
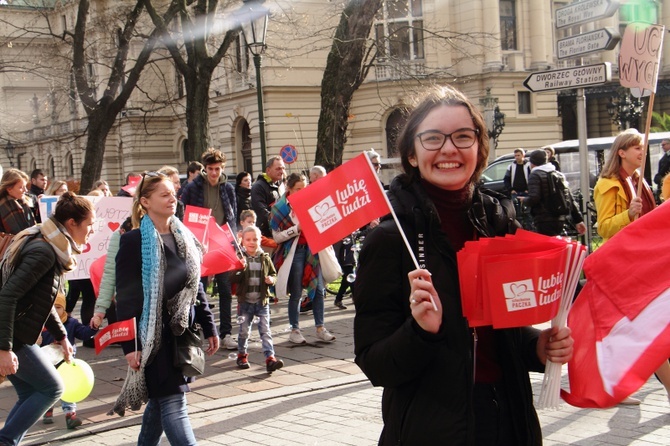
523, 149, 586, 236
39, 293, 98, 429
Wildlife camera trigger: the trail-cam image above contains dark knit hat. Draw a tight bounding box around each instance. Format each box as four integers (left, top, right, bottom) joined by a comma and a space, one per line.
529, 149, 547, 166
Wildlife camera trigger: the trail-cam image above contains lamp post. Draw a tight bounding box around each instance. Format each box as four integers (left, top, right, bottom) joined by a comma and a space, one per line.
4, 140, 15, 167
241, 0, 269, 169
479, 88, 506, 162
607, 88, 643, 130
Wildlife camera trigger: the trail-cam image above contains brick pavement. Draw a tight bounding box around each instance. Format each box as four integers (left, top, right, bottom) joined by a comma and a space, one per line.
1, 297, 669, 445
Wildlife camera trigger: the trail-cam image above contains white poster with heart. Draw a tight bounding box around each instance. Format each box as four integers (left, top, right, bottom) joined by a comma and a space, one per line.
39, 196, 133, 280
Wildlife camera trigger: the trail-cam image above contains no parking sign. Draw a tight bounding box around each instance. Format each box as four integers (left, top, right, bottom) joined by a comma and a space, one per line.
280, 145, 298, 164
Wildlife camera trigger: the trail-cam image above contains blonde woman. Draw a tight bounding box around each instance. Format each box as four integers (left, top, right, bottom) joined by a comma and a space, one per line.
93, 180, 112, 197
593, 129, 656, 242
112, 172, 219, 444
0, 169, 36, 235
46, 180, 68, 196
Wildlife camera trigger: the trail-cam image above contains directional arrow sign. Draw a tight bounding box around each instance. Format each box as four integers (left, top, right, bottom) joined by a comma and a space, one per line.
557, 28, 620, 59
523, 62, 611, 92
556, 0, 619, 29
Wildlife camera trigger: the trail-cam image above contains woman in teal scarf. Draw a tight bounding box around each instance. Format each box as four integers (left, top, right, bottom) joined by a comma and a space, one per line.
112, 172, 219, 445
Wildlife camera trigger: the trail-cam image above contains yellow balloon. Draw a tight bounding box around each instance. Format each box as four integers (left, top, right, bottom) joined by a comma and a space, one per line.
57, 359, 95, 403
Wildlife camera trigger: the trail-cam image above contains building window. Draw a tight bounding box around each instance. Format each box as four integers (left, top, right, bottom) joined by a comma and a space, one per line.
65, 152, 74, 177
500, 0, 517, 51
374, 0, 424, 61
518, 91, 531, 114
235, 33, 250, 74
385, 108, 407, 158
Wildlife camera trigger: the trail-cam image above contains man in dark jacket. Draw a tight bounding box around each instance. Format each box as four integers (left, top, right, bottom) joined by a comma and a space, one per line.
654, 139, 670, 191
251, 156, 286, 238
181, 148, 237, 350
524, 149, 586, 237
26, 169, 47, 223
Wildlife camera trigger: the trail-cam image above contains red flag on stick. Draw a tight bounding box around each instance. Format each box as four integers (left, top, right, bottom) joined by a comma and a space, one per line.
288, 153, 391, 254
94, 318, 136, 355
183, 205, 212, 246
200, 219, 243, 276
562, 203, 670, 408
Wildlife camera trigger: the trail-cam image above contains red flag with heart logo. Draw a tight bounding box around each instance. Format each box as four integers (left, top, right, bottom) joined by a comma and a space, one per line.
561, 202, 670, 408
288, 153, 391, 254
94, 318, 136, 355
183, 205, 212, 247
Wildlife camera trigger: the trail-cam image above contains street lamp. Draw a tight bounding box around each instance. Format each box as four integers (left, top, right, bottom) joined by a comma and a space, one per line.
240, 0, 269, 168
607, 88, 643, 130
479, 88, 506, 162
4, 140, 15, 167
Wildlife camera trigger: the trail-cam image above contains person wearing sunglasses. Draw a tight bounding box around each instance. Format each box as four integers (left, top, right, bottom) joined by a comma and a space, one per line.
111, 172, 219, 444
353, 85, 574, 445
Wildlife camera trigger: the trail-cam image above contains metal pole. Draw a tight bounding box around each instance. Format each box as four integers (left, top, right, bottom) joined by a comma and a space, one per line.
576, 88, 592, 251
253, 53, 267, 168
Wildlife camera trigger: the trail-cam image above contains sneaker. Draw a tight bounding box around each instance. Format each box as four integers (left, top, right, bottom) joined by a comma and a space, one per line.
222, 334, 238, 350
266, 356, 284, 373
289, 329, 306, 344
43, 408, 54, 425
316, 327, 336, 342
65, 412, 82, 429
236, 353, 250, 369
334, 300, 347, 310
300, 298, 313, 313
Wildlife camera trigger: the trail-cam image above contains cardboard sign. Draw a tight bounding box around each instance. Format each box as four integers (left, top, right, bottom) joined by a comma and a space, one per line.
618, 23, 665, 95
38, 196, 133, 281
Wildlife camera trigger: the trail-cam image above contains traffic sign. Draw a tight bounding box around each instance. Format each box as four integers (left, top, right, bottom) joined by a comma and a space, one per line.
557, 28, 619, 59
523, 62, 611, 92
556, 0, 619, 29
280, 144, 298, 164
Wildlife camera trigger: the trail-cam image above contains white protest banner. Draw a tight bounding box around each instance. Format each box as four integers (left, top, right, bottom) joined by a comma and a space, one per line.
40, 196, 133, 280
618, 23, 665, 96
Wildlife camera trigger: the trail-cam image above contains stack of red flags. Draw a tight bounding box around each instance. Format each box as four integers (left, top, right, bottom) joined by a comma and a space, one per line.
458, 230, 585, 329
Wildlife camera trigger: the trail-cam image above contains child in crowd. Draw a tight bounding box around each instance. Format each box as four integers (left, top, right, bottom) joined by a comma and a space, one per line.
40, 293, 98, 429
231, 225, 283, 373
239, 209, 278, 255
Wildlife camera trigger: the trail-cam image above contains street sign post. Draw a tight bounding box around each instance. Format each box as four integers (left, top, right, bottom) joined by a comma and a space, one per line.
523, 62, 611, 93
557, 28, 619, 59
556, 0, 619, 29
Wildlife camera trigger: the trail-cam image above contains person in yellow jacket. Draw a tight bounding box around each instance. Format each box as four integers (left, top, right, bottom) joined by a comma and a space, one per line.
593, 129, 656, 242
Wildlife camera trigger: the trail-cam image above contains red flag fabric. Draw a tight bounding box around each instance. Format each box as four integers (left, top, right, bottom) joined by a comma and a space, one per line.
183, 205, 212, 246
200, 219, 243, 276
562, 202, 670, 408
89, 254, 106, 297
121, 175, 142, 196
288, 153, 391, 254
94, 318, 136, 355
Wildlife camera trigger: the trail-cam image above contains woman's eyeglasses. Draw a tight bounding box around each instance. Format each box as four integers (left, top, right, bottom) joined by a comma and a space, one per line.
416, 128, 479, 151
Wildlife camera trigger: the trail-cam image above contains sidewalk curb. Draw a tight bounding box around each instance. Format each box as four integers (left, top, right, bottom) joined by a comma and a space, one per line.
23, 374, 371, 445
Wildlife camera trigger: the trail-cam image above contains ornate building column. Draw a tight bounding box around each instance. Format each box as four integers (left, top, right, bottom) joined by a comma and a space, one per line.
482, 0, 503, 72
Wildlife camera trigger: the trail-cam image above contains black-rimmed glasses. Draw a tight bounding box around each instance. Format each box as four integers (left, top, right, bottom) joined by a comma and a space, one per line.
416, 128, 479, 151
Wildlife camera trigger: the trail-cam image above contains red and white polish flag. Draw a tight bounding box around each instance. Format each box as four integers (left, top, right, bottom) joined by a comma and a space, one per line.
288, 153, 391, 254
562, 202, 670, 408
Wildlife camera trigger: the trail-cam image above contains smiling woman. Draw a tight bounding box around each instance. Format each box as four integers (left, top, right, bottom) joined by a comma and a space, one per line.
353, 85, 574, 445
